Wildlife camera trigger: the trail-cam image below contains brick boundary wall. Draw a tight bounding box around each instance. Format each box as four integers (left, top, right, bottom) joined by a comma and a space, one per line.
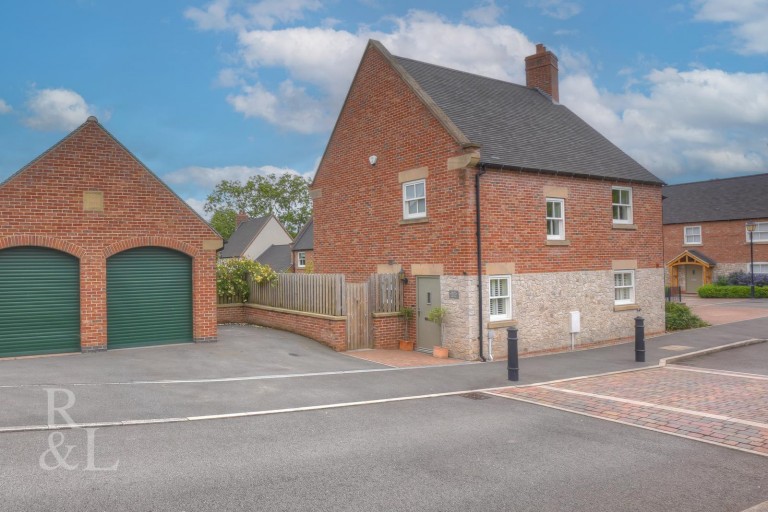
219, 304, 347, 351
373, 313, 402, 350
217, 304, 247, 324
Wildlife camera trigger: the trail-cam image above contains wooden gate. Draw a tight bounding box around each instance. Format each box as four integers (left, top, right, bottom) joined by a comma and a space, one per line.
346, 282, 372, 350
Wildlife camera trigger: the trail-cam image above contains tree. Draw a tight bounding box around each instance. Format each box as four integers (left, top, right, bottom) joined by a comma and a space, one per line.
205, 173, 312, 237
210, 210, 237, 240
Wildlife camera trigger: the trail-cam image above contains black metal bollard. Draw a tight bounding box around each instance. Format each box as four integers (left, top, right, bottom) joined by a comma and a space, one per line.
635, 316, 645, 362
507, 327, 519, 381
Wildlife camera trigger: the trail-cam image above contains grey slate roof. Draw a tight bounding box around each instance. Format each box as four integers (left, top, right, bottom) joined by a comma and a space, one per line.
393, 55, 663, 185
292, 218, 313, 251
256, 244, 293, 272
687, 249, 716, 266
219, 215, 271, 258
662, 173, 768, 224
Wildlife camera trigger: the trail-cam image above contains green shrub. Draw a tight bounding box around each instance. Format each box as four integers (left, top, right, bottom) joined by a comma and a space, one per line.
698, 284, 768, 298
217, 258, 277, 301
665, 302, 709, 331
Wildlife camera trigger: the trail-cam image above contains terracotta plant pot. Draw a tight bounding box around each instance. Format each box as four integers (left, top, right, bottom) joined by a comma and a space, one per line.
399, 340, 415, 351
433, 346, 449, 359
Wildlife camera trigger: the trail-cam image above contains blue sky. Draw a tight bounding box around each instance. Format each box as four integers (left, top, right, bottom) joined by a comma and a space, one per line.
1, 0, 767, 216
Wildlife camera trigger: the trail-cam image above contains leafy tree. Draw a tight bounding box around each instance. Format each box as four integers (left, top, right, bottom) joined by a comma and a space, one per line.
205, 173, 312, 237
211, 209, 237, 239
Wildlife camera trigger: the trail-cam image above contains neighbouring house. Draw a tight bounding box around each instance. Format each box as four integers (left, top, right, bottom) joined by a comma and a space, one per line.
663, 173, 768, 293
256, 244, 293, 272
292, 218, 314, 272
310, 41, 665, 360
219, 213, 293, 264
0, 116, 222, 358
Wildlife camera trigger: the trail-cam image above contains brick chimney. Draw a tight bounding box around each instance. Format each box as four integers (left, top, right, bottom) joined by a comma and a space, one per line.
525, 43, 559, 102
235, 211, 248, 229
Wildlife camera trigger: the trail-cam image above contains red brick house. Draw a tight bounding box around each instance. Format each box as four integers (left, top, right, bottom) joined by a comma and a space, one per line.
310, 41, 665, 360
663, 174, 768, 292
0, 117, 222, 357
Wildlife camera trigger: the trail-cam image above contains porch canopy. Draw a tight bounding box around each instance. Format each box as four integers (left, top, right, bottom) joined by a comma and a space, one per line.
667, 249, 716, 287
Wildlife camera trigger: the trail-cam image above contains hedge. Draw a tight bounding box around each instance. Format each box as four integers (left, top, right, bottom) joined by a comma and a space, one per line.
698, 284, 768, 298
665, 302, 708, 331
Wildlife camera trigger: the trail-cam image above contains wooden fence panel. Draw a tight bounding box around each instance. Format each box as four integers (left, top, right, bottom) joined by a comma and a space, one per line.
369, 273, 402, 313
346, 282, 371, 350
248, 273, 345, 317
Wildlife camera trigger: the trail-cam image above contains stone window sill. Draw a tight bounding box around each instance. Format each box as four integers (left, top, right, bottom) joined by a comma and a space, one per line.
612, 224, 638, 230
546, 239, 570, 246
614, 304, 640, 312
487, 319, 518, 329
682, 244, 702, 247
399, 217, 429, 226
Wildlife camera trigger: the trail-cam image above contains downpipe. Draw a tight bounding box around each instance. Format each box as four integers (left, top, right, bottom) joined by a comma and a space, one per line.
475, 164, 487, 362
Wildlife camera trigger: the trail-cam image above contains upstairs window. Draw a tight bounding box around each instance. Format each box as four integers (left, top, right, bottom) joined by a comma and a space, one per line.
614, 270, 635, 305
546, 198, 565, 240
684, 226, 702, 245
403, 179, 426, 219
489, 276, 511, 321
747, 222, 768, 243
297, 252, 306, 268
612, 187, 633, 224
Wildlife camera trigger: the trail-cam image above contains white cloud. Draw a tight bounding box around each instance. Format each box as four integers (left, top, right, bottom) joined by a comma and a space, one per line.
185, 0, 322, 31
164, 164, 307, 189
23, 88, 97, 131
693, 0, 768, 54
185, 197, 210, 219
529, 0, 582, 20
0, 99, 11, 114
204, 8, 534, 133
561, 66, 768, 179
463, 0, 503, 26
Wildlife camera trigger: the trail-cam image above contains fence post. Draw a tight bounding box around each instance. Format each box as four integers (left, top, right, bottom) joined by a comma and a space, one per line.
507, 327, 519, 381
635, 316, 645, 362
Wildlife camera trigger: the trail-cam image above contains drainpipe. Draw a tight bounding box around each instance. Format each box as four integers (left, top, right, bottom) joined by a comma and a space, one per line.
475, 164, 487, 362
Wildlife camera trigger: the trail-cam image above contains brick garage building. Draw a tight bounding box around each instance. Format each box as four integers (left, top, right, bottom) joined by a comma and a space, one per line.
663, 174, 768, 292
310, 41, 665, 360
0, 117, 222, 357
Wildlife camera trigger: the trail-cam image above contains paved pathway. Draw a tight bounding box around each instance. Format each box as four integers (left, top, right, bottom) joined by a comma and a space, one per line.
495, 364, 768, 457
685, 297, 768, 326
344, 348, 466, 367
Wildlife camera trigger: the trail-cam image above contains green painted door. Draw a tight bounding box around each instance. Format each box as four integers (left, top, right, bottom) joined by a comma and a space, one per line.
107, 247, 193, 348
0, 247, 80, 357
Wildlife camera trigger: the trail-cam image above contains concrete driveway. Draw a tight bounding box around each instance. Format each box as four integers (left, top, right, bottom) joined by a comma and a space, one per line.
0, 325, 384, 386
684, 296, 768, 326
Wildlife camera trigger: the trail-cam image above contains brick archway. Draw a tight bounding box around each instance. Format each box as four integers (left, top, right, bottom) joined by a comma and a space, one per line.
0, 235, 86, 259
103, 237, 199, 259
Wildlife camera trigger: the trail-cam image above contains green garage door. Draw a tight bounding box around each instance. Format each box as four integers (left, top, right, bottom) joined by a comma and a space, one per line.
0, 247, 80, 357
107, 247, 193, 348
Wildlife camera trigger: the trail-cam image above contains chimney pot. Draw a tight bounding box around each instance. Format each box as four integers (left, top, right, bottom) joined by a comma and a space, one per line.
525, 43, 559, 102
236, 211, 248, 229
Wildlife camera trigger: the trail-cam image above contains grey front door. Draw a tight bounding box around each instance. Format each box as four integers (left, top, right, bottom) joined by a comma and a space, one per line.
416, 276, 441, 352
685, 265, 703, 292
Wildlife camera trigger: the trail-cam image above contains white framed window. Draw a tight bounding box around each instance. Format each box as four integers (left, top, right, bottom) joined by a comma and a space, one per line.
750, 262, 768, 274
402, 179, 426, 219
747, 222, 768, 243
489, 276, 511, 322
684, 226, 702, 245
297, 252, 306, 268
546, 198, 565, 240
612, 186, 633, 224
614, 270, 635, 305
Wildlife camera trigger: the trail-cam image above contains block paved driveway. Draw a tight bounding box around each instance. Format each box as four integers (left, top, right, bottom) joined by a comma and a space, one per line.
495, 342, 768, 457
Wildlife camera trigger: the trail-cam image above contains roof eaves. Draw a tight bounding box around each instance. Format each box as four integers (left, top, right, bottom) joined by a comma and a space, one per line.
479, 161, 665, 186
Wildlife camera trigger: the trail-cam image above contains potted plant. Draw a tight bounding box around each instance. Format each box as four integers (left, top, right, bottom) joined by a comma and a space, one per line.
427, 306, 448, 358
399, 306, 414, 351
